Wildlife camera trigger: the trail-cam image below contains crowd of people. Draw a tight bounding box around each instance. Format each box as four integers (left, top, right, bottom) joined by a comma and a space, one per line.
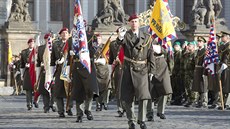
9, 14, 230, 129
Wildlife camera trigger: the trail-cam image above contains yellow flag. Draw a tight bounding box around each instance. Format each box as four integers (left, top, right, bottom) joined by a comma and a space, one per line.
101, 39, 111, 63
149, 0, 175, 40
8, 42, 13, 64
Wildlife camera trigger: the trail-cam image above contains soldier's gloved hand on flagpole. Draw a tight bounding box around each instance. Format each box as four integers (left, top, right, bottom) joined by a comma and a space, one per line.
95, 58, 106, 65
66, 66, 71, 83
20, 68, 25, 80
149, 73, 154, 81
152, 45, 161, 54
55, 57, 64, 65
25, 63, 30, 68
35, 67, 41, 82
118, 27, 127, 40
70, 50, 75, 56
217, 63, 228, 74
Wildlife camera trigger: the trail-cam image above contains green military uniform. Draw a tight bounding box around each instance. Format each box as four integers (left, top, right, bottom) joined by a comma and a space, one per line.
183, 42, 197, 107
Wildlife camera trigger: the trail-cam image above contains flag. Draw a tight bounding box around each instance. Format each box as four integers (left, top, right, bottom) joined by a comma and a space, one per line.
149, 0, 177, 56
101, 37, 112, 63
8, 42, 13, 64
60, 41, 69, 81
43, 36, 52, 95
204, 19, 219, 76
29, 48, 36, 89
72, 0, 91, 73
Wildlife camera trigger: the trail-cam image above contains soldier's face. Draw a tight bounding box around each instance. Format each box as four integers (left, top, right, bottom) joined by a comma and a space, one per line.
197, 41, 204, 47
188, 44, 194, 51
129, 19, 139, 31
28, 41, 34, 48
60, 31, 69, 41
174, 45, 180, 51
97, 36, 102, 45
221, 35, 229, 43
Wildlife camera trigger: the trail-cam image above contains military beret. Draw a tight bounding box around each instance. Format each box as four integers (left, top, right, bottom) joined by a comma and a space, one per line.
59, 27, 69, 34
27, 38, 34, 44
44, 33, 51, 39
173, 41, 181, 47
188, 41, 197, 46
128, 14, 139, 22
197, 36, 206, 43
221, 31, 230, 37
95, 33, 101, 37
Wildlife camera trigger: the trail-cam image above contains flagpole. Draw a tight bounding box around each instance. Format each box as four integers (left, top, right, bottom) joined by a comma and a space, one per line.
213, 18, 224, 110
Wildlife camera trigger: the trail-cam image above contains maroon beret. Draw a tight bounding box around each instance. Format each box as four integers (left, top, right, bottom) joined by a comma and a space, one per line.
44, 33, 51, 39
59, 27, 69, 34
128, 14, 139, 22
95, 33, 101, 37
27, 38, 34, 44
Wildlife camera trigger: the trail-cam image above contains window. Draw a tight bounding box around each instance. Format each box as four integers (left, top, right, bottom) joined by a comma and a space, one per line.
50, 0, 63, 21
124, 0, 136, 15
27, 0, 35, 21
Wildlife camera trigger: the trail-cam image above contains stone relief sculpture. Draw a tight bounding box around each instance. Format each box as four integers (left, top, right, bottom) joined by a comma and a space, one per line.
191, 0, 223, 27
93, 0, 127, 26
8, 0, 31, 22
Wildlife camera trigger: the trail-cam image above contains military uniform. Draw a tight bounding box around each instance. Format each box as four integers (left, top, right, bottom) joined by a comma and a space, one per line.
67, 38, 99, 122
20, 47, 33, 109
37, 44, 56, 112
183, 47, 197, 106
109, 40, 124, 116
192, 47, 208, 107
116, 29, 153, 127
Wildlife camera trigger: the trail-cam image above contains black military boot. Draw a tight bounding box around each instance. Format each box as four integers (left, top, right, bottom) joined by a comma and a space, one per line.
66, 109, 73, 116
27, 105, 32, 110
104, 103, 108, 110
76, 115, 83, 123
59, 113, 65, 118
128, 120, 135, 129
146, 112, 154, 121
157, 113, 166, 119
33, 102, 39, 108
50, 106, 57, 112
139, 121, 147, 129
84, 110, 93, 120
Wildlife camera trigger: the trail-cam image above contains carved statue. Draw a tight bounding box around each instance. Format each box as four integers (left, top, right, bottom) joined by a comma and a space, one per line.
96, 3, 114, 25
108, 0, 125, 23
205, 0, 223, 27
191, 0, 207, 26
8, 0, 31, 22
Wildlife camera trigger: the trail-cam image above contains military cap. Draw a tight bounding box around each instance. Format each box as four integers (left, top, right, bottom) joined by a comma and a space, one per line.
95, 33, 101, 37
27, 38, 34, 44
173, 41, 181, 47
221, 31, 230, 37
59, 27, 69, 34
44, 33, 52, 39
197, 36, 206, 43
216, 33, 221, 39
188, 41, 197, 46
128, 14, 139, 22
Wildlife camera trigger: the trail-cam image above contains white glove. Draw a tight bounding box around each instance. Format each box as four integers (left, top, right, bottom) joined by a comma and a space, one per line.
25, 63, 30, 68
70, 50, 75, 56
149, 73, 154, 81
66, 66, 71, 83
152, 45, 161, 54
55, 57, 64, 65
14, 71, 20, 78
118, 27, 127, 40
95, 58, 106, 65
50, 66, 55, 77
35, 67, 41, 82
20, 68, 25, 80
13, 65, 16, 69
218, 63, 228, 74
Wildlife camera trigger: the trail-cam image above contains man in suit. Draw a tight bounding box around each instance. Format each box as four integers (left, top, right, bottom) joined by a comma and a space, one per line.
116, 14, 154, 129
20, 38, 35, 110
51, 27, 73, 117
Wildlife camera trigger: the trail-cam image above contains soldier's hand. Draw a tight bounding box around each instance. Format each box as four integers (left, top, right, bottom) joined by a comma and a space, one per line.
149, 73, 154, 81
152, 45, 161, 54
118, 26, 127, 40
25, 63, 30, 68
70, 50, 75, 56
55, 57, 64, 65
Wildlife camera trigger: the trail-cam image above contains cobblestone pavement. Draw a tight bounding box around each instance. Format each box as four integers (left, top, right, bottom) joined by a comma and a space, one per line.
0, 95, 229, 129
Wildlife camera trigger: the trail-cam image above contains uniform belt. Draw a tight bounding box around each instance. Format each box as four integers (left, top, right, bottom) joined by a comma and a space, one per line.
124, 56, 146, 64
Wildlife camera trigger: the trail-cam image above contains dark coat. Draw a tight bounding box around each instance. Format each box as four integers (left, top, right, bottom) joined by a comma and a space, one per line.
192, 48, 208, 93
51, 40, 66, 98
67, 38, 99, 103
116, 30, 152, 103
36, 44, 49, 95
149, 54, 173, 99
20, 48, 32, 91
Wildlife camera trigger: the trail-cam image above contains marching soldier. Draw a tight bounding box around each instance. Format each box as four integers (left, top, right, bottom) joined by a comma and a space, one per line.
192, 36, 208, 108
109, 38, 125, 116
171, 41, 183, 105
36, 33, 56, 113
183, 41, 198, 107
147, 44, 173, 121
20, 38, 35, 110
116, 14, 154, 129
68, 29, 99, 122
51, 27, 73, 117
94, 34, 110, 111
217, 31, 230, 110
